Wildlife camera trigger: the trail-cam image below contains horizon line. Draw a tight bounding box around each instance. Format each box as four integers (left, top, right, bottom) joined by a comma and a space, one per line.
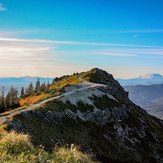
0, 72, 162, 80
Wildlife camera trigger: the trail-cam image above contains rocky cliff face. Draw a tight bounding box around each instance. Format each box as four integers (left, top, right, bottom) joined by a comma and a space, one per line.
5, 68, 163, 163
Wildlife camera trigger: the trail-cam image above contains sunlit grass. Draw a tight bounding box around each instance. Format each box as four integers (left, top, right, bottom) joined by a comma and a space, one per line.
0, 131, 96, 163
55, 144, 95, 163
49, 75, 81, 91
19, 93, 50, 106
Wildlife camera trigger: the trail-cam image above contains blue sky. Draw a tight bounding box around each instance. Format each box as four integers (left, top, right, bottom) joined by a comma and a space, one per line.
0, 0, 163, 78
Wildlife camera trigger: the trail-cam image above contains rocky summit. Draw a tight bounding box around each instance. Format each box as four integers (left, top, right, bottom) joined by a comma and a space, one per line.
5, 68, 163, 163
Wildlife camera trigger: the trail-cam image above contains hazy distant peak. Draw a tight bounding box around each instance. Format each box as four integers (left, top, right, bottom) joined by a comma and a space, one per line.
117, 73, 163, 86
138, 73, 162, 79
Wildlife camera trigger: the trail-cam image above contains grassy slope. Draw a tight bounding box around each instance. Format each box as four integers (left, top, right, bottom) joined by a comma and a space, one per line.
0, 130, 96, 163
19, 74, 81, 107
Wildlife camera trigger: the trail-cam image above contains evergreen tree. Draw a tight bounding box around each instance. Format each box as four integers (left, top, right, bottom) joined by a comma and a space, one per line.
25, 86, 28, 97
26, 83, 34, 96
45, 81, 50, 93
35, 78, 41, 95
5, 87, 19, 110
20, 87, 25, 98
0, 87, 5, 113
40, 82, 46, 92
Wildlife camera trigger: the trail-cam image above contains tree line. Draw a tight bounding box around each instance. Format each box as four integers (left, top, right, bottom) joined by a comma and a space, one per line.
0, 79, 50, 113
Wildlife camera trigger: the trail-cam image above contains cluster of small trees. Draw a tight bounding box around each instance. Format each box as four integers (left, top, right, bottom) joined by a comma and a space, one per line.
20, 79, 50, 98
0, 86, 19, 113
0, 79, 50, 113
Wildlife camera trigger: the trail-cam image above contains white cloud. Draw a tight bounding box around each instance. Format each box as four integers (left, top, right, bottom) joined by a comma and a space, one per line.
57, 48, 163, 58
0, 37, 163, 77
0, 38, 93, 77
0, 3, 6, 11
0, 37, 162, 48
0, 40, 57, 77
82, 50, 137, 57
96, 52, 137, 57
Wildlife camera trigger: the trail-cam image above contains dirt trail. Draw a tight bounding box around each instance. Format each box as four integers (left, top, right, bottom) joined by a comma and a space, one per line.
0, 83, 107, 124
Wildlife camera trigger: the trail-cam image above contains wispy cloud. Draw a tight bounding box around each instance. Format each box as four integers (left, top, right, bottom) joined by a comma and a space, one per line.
0, 37, 162, 48
89, 48, 163, 57
0, 38, 93, 77
0, 39, 58, 77
0, 29, 48, 37
85, 51, 137, 57
104, 29, 163, 34
0, 3, 6, 11
1, 37, 163, 58
0, 37, 163, 77
59, 47, 163, 59
0, 49, 92, 77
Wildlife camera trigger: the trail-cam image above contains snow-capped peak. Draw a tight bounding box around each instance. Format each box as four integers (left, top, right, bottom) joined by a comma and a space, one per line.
138, 73, 162, 79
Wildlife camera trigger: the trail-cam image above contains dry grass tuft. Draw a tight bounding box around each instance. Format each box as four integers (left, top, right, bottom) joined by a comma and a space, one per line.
55, 144, 96, 163
0, 131, 96, 163
0, 131, 34, 155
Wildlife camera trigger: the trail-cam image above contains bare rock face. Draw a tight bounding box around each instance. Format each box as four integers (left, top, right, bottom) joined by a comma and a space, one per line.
82, 68, 129, 102
6, 68, 163, 163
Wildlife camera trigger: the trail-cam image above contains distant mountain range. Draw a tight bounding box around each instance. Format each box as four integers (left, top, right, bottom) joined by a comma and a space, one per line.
116, 73, 163, 119
124, 84, 163, 120
0, 77, 53, 95
0, 77, 53, 86
117, 73, 163, 86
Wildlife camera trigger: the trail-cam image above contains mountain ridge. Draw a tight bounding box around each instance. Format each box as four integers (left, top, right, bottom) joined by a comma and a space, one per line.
1, 68, 163, 163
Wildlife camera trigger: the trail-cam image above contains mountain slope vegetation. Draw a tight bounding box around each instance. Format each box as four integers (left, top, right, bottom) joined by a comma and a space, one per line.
1, 68, 163, 163
0, 130, 95, 163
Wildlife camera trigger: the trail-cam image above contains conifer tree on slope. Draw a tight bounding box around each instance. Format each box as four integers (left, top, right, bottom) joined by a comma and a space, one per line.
20, 87, 25, 98
5, 87, 19, 110
35, 78, 41, 95
0, 87, 5, 113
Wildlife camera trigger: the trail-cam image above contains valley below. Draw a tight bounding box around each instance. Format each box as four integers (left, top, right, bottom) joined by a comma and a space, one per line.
124, 84, 163, 120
